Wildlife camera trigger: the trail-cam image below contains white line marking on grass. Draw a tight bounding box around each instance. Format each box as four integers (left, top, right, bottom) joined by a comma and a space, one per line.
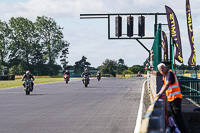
0, 79, 82, 89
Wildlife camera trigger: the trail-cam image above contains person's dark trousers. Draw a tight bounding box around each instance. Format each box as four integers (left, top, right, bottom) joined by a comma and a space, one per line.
169, 98, 188, 133
31, 82, 34, 91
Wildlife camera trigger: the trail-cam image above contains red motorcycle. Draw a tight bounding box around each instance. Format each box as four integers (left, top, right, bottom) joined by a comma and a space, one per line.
64, 74, 70, 84
136, 74, 142, 77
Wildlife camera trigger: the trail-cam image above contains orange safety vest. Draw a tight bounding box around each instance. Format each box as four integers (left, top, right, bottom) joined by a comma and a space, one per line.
163, 69, 182, 102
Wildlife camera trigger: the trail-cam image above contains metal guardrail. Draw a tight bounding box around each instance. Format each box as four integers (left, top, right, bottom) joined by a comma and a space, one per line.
0, 75, 15, 80
140, 98, 165, 133
178, 76, 200, 104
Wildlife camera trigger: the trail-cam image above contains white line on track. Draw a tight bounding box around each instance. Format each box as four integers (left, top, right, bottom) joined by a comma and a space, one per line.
134, 80, 146, 133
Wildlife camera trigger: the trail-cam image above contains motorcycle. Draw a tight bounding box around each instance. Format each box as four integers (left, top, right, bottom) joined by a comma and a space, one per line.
64, 74, 70, 84
24, 79, 33, 95
136, 74, 143, 77
83, 75, 89, 87
97, 74, 101, 81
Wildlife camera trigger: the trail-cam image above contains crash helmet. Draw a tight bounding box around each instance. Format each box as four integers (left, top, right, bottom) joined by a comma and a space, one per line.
26, 71, 31, 75
84, 68, 88, 72
65, 70, 68, 73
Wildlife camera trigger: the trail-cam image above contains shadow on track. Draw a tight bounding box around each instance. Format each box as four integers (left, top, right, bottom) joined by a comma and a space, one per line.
29, 94, 46, 96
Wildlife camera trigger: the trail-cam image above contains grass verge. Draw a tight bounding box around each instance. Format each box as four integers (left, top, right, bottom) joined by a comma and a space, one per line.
0, 78, 81, 89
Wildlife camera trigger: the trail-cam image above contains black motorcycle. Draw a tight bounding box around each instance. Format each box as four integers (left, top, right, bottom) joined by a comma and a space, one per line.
24, 79, 33, 95
97, 74, 101, 81
83, 75, 89, 87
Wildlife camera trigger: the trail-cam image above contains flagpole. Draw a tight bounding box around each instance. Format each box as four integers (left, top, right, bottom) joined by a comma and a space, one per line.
172, 41, 174, 71
170, 32, 173, 71
195, 66, 198, 79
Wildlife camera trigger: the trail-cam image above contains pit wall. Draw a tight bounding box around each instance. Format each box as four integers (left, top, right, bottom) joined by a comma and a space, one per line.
147, 71, 163, 101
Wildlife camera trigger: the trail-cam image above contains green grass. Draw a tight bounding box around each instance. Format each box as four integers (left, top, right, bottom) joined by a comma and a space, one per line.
0, 78, 81, 89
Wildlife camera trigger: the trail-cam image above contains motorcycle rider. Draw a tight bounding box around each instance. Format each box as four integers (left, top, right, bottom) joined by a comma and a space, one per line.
64, 70, 70, 76
137, 71, 142, 77
96, 71, 101, 79
22, 71, 35, 91
96, 71, 101, 76
81, 68, 91, 84
64, 70, 70, 81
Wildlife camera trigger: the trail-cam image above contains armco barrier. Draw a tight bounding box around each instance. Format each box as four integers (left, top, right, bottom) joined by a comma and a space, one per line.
0, 75, 15, 80
140, 98, 165, 133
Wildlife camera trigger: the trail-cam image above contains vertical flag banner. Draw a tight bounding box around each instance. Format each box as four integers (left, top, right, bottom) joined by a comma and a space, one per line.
161, 40, 166, 61
165, 5, 183, 63
162, 31, 168, 62
186, 0, 196, 66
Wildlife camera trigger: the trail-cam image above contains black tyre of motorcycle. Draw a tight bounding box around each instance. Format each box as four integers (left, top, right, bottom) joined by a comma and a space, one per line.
84, 79, 88, 87
26, 87, 30, 95
66, 79, 68, 84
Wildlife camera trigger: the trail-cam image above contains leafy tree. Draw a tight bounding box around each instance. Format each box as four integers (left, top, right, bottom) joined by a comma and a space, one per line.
116, 58, 128, 74
60, 47, 69, 70
9, 17, 36, 71
0, 20, 11, 66
35, 16, 69, 76
123, 70, 134, 75
74, 56, 91, 74
30, 43, 46, 75
0, 16, 69, 76
9, 62, 26, 75
118, 58, 125, 65
99, 59, 117, 77
128, 65, 145, 74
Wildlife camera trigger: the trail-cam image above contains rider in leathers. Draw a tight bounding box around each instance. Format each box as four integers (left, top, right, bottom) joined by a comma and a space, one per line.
64, 70, 70, 80
96, 71, 101, 76
64, 70, 70, 76
22, 71, 35, 91
96, 71, 101, 79
81, 68, 91, 84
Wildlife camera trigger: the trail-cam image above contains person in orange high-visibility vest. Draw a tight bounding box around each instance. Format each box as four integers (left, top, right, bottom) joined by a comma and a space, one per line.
155, 63, 188, 133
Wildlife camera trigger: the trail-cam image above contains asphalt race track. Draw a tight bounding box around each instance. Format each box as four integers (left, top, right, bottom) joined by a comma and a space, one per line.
0, 77, 145, 133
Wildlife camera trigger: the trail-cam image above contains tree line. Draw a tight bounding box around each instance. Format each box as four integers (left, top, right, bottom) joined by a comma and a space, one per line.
98, 58, 146, 76
0, 16, 69, 76
67, 56, 146, 77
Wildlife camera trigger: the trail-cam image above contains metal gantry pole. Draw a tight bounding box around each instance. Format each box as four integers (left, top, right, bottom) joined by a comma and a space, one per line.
108, 15, 110, 39
158, 23, 162, 63
154, 14, 158, 36
80, 12, 167, 70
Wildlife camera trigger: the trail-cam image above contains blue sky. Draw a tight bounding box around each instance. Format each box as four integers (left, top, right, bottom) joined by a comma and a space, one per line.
0, 0, 200, 67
